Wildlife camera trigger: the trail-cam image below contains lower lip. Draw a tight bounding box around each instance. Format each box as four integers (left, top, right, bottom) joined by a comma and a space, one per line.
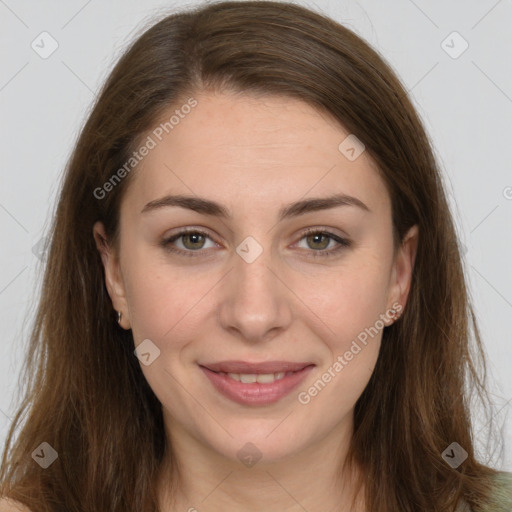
200, 365, 314, 406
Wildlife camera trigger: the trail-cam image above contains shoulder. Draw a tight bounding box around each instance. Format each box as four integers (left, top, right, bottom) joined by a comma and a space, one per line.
481, 471, 512, 512
0, 498, 32, 512
491, 470, 512, 497
456, 472, 512, 512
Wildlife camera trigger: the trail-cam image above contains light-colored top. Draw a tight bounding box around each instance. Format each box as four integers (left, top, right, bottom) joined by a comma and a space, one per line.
457, 471, 512, 511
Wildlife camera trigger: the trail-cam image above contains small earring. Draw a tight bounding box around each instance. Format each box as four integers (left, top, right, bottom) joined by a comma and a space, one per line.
117, 311, 122, 325
389, 307, 402, 324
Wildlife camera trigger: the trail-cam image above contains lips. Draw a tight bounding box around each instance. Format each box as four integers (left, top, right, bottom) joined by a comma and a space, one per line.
199, 360, 315, 406
201, 360, 313, 374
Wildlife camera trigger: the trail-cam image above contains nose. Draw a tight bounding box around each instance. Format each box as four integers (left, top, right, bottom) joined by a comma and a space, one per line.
218, 242, 293, 344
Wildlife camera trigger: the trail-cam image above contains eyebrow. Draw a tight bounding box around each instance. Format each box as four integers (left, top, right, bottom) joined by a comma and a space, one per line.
141, 192, 371, 221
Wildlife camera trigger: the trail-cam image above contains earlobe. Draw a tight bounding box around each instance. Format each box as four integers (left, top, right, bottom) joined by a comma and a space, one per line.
92, 221, 130, 329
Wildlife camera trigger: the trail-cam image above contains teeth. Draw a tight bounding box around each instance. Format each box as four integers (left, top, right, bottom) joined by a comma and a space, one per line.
256, 373, 276, 383
223, 371, 289, 383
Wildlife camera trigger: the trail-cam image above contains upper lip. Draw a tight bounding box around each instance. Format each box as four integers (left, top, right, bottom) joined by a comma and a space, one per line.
200, 361, 314, 374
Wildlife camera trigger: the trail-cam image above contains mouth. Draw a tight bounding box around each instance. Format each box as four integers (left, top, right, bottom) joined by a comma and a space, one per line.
199, 361, 315, 406
201, 360, 313, 374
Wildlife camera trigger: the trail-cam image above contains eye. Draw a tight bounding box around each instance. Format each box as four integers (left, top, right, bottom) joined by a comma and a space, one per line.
161, 228, 217, 257
295, 228, 351, 258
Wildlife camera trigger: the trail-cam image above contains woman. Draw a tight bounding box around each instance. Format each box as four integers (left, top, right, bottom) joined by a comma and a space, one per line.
1, 1, 510, 511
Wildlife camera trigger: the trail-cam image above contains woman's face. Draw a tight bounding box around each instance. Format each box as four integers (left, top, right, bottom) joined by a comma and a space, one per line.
95, 91, 417, 466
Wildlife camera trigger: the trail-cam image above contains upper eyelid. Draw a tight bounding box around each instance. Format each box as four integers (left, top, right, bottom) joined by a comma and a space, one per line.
163, 226, 347, 240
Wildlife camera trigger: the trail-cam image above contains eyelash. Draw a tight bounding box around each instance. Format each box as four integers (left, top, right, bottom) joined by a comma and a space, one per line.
160, 227, 351, 259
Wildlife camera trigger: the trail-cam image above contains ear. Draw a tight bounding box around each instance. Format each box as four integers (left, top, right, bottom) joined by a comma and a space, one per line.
386, 224, 419, 321
93, 221, 130, 329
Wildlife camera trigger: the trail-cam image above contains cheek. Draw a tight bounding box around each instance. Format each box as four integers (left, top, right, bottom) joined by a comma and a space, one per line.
122, 249, 221, 350
296, 342, 379, 436
294, 257, 391, 345
294, 264, 389, 415
124, 272, 170, 338
120, 246, 185, 340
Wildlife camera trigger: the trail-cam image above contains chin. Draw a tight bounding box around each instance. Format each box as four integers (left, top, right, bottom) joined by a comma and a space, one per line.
204, 421, 314, 467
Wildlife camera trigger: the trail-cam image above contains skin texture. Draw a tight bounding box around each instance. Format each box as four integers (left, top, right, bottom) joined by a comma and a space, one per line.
94, 91, 418, 512
0, 498, 31, 512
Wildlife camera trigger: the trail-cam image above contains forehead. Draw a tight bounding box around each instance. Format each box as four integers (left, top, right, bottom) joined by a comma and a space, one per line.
122, 92, 391, 218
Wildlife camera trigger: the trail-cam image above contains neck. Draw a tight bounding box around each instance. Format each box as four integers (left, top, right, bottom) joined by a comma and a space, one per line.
156, 416, 365, 512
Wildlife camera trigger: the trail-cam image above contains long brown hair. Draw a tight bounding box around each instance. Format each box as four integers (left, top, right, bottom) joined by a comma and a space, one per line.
0, 1, 502, 510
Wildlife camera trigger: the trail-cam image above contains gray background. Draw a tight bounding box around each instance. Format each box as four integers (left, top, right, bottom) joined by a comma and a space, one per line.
1, 0, 511, 470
